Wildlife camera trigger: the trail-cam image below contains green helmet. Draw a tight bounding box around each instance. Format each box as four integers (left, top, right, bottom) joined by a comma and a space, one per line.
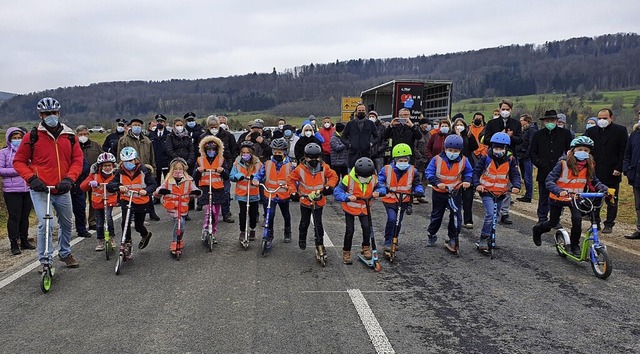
570, 136, 594, 149
392, 143, 412, 158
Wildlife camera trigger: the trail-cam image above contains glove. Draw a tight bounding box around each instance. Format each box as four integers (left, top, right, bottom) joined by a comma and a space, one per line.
29, 176, 47, 192
89, 180, 99, 188
323, 186, 334, 196
157, 188, 171, 196
309, 190, 322, 202
190, 190, 203, 196
56, 177, 74, 194
237, 175, 245, 181
415, 192, 425, 198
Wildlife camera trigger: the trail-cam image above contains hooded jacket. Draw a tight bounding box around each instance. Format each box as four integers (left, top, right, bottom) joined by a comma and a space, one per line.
0, 127, 29, 193
294, 123, 323, 163
165, 129, 196, 169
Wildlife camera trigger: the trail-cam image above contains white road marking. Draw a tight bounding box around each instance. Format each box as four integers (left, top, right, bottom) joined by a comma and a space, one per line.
0, 212, 123, 290
347, 288, 395, 354
310, 214, 334, 247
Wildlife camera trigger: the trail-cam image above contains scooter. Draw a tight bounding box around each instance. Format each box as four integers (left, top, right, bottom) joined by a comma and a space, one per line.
240, 175, 254, 250
158, 187, 201, 260
115, 189, 139, 275
301, 192, 327, 267
358, 196, 381, 272
40, 186, 56, 293
446, 186, 461, 257
383, 191, 417, 263
259, 183, 286, 256
100, 183, 114, 261
474, 191, 505, 259
202, 169, 218, 252
554, 192, 613, 279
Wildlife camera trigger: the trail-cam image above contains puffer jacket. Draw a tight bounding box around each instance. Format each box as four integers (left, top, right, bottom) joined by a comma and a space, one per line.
330, 131, 348, 167
0, 127, 29, 193
14, 123, 84, 194
165, 131, 195, 169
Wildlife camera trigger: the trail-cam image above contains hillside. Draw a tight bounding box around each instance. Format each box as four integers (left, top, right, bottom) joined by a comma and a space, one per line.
0, 91, 16, 101
0, 33, 639, 125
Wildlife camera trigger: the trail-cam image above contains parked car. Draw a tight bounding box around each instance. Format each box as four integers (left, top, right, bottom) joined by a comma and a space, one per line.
88, 125, 106, 133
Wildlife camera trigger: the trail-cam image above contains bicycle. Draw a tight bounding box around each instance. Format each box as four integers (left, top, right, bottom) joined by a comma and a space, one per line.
554, 192, 613, 279
115, 189, 139, 275
259, 183, 286, 256
40, 186, 56, 293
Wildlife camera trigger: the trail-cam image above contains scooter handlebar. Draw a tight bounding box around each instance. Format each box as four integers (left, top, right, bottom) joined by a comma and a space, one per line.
259, 183, 286, 194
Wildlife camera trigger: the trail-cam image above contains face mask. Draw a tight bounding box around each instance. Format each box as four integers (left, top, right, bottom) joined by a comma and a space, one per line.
210, 128, 218, 135
356, 112, 366, 119
492, 115, 500, 120
219, 124, 228, 130
173, 171, 184, 179
151, 126, 157, 131
500, 110, 510, 118
78, 136, 89, 144
116, 126, 125, 133
273, 155, 284, 163
187, 121, 196, 128
586, 123, 596, 130
101, 169, 113, 175
473, 119, 482, 125
324, 123, 331, 129
304, 131, 313, 138
284, 130, 292, 138
493, 149, 505, 158
44, 115, 59, 127
310, 120, 316, 126
307, 159, 319, 168
278, 124, 284, 130
597, 119, 610, 128
396, 162, 410, 171
358, 176, 371, 184
369, 117, 377, 122
157, 123, 164, 130
206, 150, 216, 158
123, 161, 136, 170
574, 151, 590, 161
439, 127, 450, 134
445, 151, 460, 160
557, 124, 565, 128
175, 126, 184, 133
241, 153, 252, 161
11, 139, 21, 147
131, 126, 142, 135
456, 125, 464, 133
433, 124, 439, 129
545, 122, 556, 130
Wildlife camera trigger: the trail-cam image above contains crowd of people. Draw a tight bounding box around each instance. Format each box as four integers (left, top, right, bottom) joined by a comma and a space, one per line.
4, 97, 640, 270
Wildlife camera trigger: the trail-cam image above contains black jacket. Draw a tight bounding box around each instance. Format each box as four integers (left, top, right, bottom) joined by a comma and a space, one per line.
529, 126, 573, 182
482, 117, 523, 152
202, 130, 238, 163
186, 123, 206, 156
341, 118, 379, 167
516, 122, 538, 160
148, 128, 170, 169
237, 131, 271, 162
382, 124, 422, 150
165, 132, 196, 169
294, 136, 322, 164
102, 131, 125, 154
584, 122, 628, 186
623, 125, 640, 187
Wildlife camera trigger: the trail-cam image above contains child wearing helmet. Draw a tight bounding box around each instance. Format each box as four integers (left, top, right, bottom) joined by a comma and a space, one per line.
194, 136, 229, 244
533, 136, 608, 256
287, 142, 338, 253
425, 134, 473, 252
230, 141, 264, 241
334, 157, 380, 264
253, 138, 295, 243
107, 147, 157, 251
375, 143, 425, 253
80, 152, 119, 251
155, 157, 201, 254
472, 132, 521, 250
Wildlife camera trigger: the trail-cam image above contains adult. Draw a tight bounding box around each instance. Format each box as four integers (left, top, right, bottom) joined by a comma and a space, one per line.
468, 112, 487, 162
165, 117, 196, 173
146, 120, 157, 136
382, 108, 422, 159
481, 99, 523, 224
76, 125, 103, 231
529, 110, 573, 223
184, 111, 206, 156
102, 118, 127, 154
276, 118, 287, 134
318, 116, 335, 166
585, 116, 597, 131
623, 120, 640, 239
148, 114, 171, 188
294, 121, 323, 163
330, 122, 349, 180
0, 128, 35, 255
516, 114, 537, 203
369, 111, 387, 172
282, 124, 299, 163
14, 97, 83, 268
425, 119, 451, 160
238, 120, 271, 162
218, 115, 230, 132
340, 103, 379, 168
413, 118, 431, 203
201, 115, 236, 222
584, 108, 628, 233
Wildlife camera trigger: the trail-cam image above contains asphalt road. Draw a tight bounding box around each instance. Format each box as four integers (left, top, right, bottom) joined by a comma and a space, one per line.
1, 193, 640, 353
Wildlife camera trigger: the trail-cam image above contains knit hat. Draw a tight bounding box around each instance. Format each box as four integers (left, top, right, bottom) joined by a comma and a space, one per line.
368, 111, 378, 118
335, 122, 345, 133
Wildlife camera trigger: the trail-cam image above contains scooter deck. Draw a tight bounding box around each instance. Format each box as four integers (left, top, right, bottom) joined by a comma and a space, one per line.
357, 254, 375, 267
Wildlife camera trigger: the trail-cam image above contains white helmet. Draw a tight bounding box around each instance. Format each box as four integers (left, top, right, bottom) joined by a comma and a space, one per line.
37, 97, 61, 112
119, 147, 137, 161
97, 152, 117, 164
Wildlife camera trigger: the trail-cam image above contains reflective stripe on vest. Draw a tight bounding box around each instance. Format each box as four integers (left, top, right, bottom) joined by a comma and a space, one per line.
198, 156, 224, 189
342, 175, 377, 215
91, 174, 117, 208
265, 160, 291, 200
119, 169, 149, 204
479, 158, 510, 194
550, 161, 588, 202
234, 159, 262, 197
381, 165, 414, 204
162, 180, 192, 215
297, 166, 328, 207
433, 155, 465, 193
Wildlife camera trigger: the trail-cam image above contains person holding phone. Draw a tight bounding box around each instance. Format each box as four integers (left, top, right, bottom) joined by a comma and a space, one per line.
382, 108, 422, 162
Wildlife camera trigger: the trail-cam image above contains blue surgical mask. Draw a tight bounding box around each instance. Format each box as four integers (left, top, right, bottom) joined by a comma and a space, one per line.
131, 126, 142, 135
445, 151, 460, 160
284, 130, 292, 138
116, 126, 125, 133
574, 151, 590, 161
44, 115, 59, 127
187, 121, 196, 128
396, 162, 410, 171
206, 150, 216, 158
439, 126, 449, 134
493, 149, 505, 158
11, 139, 21, 147
586, 123, 596, 130
123, 161, 136, 170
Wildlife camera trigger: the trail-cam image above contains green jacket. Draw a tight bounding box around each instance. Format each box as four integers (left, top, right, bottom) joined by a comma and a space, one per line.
117, 131, 156, 172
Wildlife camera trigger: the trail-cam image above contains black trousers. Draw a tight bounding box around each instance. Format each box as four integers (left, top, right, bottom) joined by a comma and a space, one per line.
539, 202, 583, 244
238, 200, 259, 231
595, 182, 619, 228
4, 192, 32, 242
343, 212, 371, 251
120, 201, 148, 242
299, 205, 324, 245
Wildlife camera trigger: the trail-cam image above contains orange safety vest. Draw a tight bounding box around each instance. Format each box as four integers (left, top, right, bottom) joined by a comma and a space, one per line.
297, 166, 328, 207
550, 161, 587, 202
469, 124, 487, 157
381, 165, 414, 204
162, 180, 195, 216
342, 174, 378, 215
90, 173, 118, 209
264, 160, 291, 200
234, 159, 262, 198
479, 158, 510, 194
198, 155, 224, 189
119, 169, 149, 205
432, 155, 466, 193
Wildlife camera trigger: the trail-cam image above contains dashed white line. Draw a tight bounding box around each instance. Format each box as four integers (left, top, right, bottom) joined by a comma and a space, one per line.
347, 288, 395, 354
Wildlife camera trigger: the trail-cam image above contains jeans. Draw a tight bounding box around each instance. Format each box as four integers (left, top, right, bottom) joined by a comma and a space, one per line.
383, 203, 407, 246
595, 182, 619, 228
427, 190, 462, 239
31, 190, 73, 264
71, 190, 87, 234
518, 158, 533, 199
299, 205, 324, 245
343, 212, 371, 251
4, 192, 32, 242
95, 206, 115, 240
500, 182, 511, 218
172, 216, 186, 242
480, 194, 504, 237
537, 179, 550, 222
266, 200, 291, 232
222, 179, 231, 217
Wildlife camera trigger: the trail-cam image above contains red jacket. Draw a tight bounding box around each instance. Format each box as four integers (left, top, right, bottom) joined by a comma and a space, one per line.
319, 126, 335, 155
13, 124, 83, 193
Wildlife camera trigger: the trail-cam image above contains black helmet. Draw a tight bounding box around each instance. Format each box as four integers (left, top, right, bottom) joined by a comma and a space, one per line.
304, 143, 321, 158
270, 138, 288, 150
240, 141, 254, 151
354, 157, 375, 177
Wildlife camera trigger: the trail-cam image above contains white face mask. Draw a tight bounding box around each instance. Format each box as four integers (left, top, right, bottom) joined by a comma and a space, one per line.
500, 110, 510, 118
439, 126, 450, 134
492, 115, 500, 120
456, 125, 464, 132
78, 136, 89, 144
597, 119, 610, 128
433, 124, 440, 129
278, 124, 284, 130
323, 123, 331, 129
304, 131, 313, 138
175, 126, 184, 133
219, 124, 228, 130
210, 128, 218, 135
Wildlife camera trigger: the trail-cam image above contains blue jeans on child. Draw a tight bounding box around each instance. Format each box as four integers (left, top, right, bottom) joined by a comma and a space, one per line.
427, 190, 462, 239
383, 203, 407, 246
481, 194, 504, 237
95, 206, 115, 240
173, 216, 186, 242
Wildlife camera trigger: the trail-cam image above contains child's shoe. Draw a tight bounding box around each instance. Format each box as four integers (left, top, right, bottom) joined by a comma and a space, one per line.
95, 239, 105, 252
138, 231, 152, 249
110, 238, 116, 249
477, 237, 488, 251
239, 231, 245, 241
426, 235, 437, 247
532, 224, 543, 246
170, 241, 177, 254
299, 238, 307, 250
570, 244, 581, 257
284, 227, 292, 243
445, 239, 457, 253
361, 246, 372, 260
342, 250, 352, 264
249, 229, 256, 241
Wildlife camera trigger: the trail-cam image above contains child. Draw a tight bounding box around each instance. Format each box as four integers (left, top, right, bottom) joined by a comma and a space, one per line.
472, 132, 521, 250
107, 147, 156, 252
155, 157, 200, 254
425, 134, 472, 252
230, 141, 263, 241
334, 157, 379, 264
287, 143, 338, 255
532, 136, 608, 255
194, 136, 229, 244
253, 138, 294, 244
80, 152, 119, 251
375, 143, 425, 254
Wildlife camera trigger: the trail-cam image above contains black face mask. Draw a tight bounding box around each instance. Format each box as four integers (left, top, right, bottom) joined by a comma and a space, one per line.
308, 159, 319, 168
473, 119, 482, 126
273, 155, 284, 163
157, 123, 164, 130
356, 112, 366, 120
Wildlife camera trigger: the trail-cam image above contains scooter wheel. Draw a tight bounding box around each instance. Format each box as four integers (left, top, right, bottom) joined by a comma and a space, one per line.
105, 241, 111, 261
208, 233, 214, 253
41, 271, 51, 293
176, 251, 181, 261
591, 247, 612, 279
261, 239, 268, 256
115, 254, 123, 275
374, 262, 382, 272
555, 231, 568, 258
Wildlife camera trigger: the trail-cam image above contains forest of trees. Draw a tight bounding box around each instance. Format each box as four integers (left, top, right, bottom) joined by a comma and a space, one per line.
1, 33, 639, 125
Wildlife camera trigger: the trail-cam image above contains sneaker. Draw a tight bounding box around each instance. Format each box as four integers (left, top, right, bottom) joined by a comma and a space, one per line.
212, 235, 218, 244
138, 231, 152, 249
532, 224, 543, 246
88, 224, 97, 231
516, 197, 532, 203
477, 238, 488, 251
284, 233, 292, 243
444, 239, 457, 253
185, 215, 192, 221
78, 230, 92, 238
196, 205, 203, 211
239, 231, 246, 241
170, 241, 177, 252
249, 229, 256, 241
426, 235, 437, 247
361, 246, 372, 260
342, 250, 352, 264
59, 254, 79, 268
624, 231, 640, 239
417, 197, 428, 204
201, 230, 207, 241
95, 239, 105, 251
463, 223, 473, 229
602, 226, 613, 234
223, 214, 235, 223
299, 238, 307, 250
413, 198, 420, 204
570, 244, 581, 257
149, 214, 160, 221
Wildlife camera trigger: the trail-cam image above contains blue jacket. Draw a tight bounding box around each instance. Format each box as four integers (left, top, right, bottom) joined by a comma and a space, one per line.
545, 157, 607, 199
229, 158, 261, 202
253, 156, 293, 183
472, 150, 522, 193
425, 152, 473, 188
375, 163, 425, 200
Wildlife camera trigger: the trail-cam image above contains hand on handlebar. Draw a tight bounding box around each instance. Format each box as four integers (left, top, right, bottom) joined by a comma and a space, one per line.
511, 187, 520, 194
372, 191, 380, 198
559, 190, 568, 197
251, 179, 259, 186
348, 195, 357, 202
476, 186, 485, 193
462, 182, 470, 189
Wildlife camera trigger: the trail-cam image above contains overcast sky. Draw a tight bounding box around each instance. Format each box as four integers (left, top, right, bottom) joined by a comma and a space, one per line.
1, 0, 639, 94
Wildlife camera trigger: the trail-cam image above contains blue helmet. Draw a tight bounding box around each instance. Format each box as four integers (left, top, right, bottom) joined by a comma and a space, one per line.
444, 134, 464, 150
490, 132, 510, 146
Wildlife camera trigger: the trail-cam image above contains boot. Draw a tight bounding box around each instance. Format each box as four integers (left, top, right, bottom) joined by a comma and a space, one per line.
284, 227, 292, 243
249, 229, 256, 241
20, 238, 36, 250
10, 240, 21, 255
361, 245, 372, 260
223, 214, 235, 223
299, 236, 307, 250
342, 250, 352, 264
